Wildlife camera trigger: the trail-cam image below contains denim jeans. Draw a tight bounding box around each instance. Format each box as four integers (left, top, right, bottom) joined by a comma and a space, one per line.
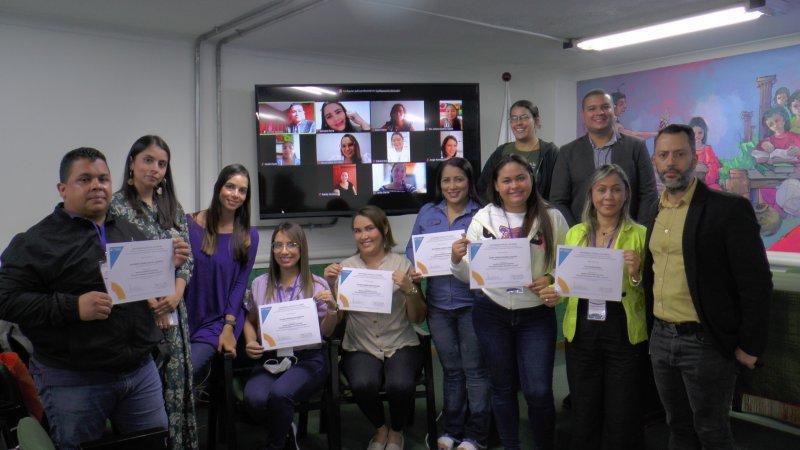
243, 348, 328, 450
29, 357, 168, 450
428, 305, 490, 448
472, 296, 556, 450
341, 345, 423, 431
650, 319, 739, 450
190, 341, 217, 381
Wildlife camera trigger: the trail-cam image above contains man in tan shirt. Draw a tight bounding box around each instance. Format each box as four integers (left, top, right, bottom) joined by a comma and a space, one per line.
643, 124, 772, 450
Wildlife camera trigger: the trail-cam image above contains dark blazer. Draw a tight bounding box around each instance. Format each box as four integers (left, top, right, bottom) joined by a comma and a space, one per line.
550, 133, 657, 226
642, 181, 772, 359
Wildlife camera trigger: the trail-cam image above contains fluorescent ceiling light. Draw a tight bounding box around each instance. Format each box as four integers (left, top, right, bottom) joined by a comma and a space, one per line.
577, 6, 763, 51
289, 86, 338, 96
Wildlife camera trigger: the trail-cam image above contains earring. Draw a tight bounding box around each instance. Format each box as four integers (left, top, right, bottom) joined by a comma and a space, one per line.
127, 170, 134, 186
156, 180, 164, 196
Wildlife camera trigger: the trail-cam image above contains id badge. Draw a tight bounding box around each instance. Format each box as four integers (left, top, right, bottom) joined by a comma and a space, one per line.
277, 347, 295, 357
587, 299, 607, 321
506, 288, 523, 294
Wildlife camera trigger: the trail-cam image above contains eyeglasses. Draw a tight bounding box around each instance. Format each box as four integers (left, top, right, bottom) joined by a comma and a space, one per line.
509, 114, 532, 123
271, 242, 300, 251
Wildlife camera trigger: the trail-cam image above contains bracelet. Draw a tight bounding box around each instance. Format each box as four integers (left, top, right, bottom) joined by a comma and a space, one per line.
630, 274, 642, 286
224, 319, 236, 327
404, 284, 420, 296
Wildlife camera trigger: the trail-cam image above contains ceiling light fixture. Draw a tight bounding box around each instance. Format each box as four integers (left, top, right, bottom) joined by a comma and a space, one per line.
576, 5, 764, 51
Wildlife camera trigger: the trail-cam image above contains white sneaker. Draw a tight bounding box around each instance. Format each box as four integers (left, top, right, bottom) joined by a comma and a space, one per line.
437, 435, 455, 450
456, 441, 479, 450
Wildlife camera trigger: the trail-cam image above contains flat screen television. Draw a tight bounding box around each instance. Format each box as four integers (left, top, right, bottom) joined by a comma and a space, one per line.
254, 83, 481, 219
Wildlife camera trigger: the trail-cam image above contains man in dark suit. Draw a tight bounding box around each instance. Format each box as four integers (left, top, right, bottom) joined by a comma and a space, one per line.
643, 124, 772, 450
550, 88, 657, 226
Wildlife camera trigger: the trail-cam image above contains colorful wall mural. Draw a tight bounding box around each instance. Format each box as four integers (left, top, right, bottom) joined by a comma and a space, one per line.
578, 44, 800, 254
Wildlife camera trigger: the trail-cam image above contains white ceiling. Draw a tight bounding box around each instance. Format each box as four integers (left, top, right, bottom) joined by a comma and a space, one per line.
2, 0, 799, 72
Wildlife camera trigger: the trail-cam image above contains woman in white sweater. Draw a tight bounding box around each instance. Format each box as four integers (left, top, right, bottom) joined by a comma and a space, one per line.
451, 154, 568, 450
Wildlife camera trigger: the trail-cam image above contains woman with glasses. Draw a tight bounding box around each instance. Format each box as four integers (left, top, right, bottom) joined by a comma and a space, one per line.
324, 206, 426, 450
243, 222, 340, 449
477, 100, 558, 202
452, 154, 568, 450
184, 164, 259, 381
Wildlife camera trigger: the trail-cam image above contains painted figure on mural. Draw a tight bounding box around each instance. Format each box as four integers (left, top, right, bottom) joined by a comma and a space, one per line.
688, 117, 723, 190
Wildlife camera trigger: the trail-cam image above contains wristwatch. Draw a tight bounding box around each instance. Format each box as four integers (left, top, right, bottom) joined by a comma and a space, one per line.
404, 284, 420, 296
224, 319, 237, 327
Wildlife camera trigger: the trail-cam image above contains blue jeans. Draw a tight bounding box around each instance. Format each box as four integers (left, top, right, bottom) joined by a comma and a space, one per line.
428, 305, 490, 447
472, 296, 556, 450
243, 348, 328, 450
29, 357, 168, 450
649, 319, 739, 450
190, 341, 217, 382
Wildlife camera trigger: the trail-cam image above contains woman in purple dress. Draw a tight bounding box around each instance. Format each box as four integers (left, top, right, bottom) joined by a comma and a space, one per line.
184, 164, 259, 379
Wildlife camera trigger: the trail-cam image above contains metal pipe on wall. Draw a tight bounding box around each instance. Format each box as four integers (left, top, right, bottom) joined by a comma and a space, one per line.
192, 0, 291, 210
214, 0, 328, 179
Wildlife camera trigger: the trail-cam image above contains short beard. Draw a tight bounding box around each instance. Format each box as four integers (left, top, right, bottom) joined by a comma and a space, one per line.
660, 170, 693, 193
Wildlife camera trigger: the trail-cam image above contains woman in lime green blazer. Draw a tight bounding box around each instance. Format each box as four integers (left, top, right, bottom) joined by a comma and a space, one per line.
540, 164, 647, 450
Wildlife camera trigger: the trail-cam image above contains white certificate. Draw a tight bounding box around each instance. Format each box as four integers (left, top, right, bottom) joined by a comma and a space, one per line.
258, 298, 322, 350
100, 239, 174, 304
337, 268, 393, 314
411, 230, 463, 277
468, 238, 532, 289
555, 245, 624, 301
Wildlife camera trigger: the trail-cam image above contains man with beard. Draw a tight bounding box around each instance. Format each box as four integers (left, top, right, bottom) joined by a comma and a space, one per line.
550, 89, 657, 226
643, 124, 772, 450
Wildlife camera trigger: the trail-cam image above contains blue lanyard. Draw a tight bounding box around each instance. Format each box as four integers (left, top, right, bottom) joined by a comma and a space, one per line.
277, 275, 301, 303
592, 223, 620, 249
93, 222, 108, 260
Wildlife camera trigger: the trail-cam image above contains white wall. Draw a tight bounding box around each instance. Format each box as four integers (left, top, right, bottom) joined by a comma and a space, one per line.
0, 19, 557, 265
0, 20, 195, 250
4, 17, 798, 267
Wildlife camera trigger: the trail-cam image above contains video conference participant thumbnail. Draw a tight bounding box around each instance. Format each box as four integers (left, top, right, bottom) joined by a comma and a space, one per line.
257, 102, 316, 134
386, 132, 411, 163
372, 162, 427, 193
315, 133, 372, 164
318, 101, 372, 132
372, 101, 425, 132
439, 100, 463, 130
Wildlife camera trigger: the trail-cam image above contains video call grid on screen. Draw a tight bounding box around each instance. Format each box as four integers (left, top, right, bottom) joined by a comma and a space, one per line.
255, 83, 480, 219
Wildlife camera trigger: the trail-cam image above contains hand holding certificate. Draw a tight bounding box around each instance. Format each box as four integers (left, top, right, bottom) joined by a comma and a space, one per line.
337, 268, 394, 314
468, 238, 532, 289
259, 298, 322, 350
100, 238, 175, 304
411, 230, 463, 277
554, 245, 624, 301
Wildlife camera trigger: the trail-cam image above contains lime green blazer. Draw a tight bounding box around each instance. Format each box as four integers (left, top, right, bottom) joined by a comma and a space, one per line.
561, 220, 648, 345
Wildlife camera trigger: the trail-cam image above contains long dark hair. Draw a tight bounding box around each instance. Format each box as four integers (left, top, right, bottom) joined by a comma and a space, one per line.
487, 154, 555, 270
433, 157, 481, 206
341, 133, 362, 164
440, 135, 459, 158
444, 103, 461, 130
119, 135, 181, 231
352, 206, 396, 252
320, 101, 356, 132
197, 164, 252, 264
